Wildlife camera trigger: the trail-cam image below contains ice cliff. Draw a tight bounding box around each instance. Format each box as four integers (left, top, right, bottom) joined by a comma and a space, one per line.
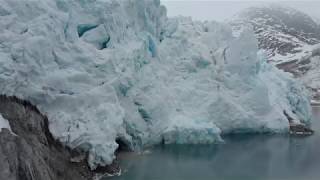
0, 0, 312, 169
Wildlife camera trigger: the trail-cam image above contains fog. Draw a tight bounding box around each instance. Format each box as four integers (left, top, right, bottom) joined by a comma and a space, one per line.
161, 1, 320, 22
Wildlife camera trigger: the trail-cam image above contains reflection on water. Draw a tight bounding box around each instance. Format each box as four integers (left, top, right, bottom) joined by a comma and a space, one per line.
108, 107, 320, 180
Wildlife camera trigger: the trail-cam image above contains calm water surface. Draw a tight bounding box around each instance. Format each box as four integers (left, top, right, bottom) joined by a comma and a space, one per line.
108, 107, 320, 180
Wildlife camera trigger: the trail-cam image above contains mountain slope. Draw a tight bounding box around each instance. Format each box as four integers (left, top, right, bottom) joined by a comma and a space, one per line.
313, 17, 320, 25
231, 5, 320, 100
232, 5, 320, 65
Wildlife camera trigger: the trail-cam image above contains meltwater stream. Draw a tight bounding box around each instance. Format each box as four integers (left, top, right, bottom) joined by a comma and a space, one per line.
108, 107, 320, 180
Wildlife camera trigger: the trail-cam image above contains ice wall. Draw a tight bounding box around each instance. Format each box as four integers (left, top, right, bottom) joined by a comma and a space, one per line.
0, 0, 311, 169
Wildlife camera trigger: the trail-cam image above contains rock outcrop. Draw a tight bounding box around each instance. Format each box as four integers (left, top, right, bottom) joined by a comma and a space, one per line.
0, 95, 95, 180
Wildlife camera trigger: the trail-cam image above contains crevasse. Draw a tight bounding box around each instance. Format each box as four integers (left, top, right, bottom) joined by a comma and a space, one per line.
0, 0, 311, 169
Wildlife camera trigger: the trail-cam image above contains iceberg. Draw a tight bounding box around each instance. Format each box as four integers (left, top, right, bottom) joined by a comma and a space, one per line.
0, 0, 311, 169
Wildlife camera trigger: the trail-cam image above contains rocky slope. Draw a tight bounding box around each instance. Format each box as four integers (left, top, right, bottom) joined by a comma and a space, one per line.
0, 95, 120, 180
231, 5, 320, 100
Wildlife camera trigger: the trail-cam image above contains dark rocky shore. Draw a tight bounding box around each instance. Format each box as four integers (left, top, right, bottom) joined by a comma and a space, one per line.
0, 95, 119, 180
283, 110, 314, 136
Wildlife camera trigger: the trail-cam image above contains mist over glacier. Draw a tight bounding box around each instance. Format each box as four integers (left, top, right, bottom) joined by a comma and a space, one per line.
0, 0, 312, 169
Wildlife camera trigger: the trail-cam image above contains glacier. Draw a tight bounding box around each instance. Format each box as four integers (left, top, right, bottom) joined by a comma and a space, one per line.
0, 0, 312, 169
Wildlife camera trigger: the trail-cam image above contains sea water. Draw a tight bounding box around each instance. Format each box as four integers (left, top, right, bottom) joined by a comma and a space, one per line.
108, 107, 320, 180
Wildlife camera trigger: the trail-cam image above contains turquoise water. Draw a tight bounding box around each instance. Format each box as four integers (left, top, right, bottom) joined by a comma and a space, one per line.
107, 107, 320, 180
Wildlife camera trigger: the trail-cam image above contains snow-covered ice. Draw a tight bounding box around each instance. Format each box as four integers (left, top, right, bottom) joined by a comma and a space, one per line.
0, 0, 312, 169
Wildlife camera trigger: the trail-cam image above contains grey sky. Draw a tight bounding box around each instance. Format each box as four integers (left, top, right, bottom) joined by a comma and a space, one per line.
161, 1, 320, 22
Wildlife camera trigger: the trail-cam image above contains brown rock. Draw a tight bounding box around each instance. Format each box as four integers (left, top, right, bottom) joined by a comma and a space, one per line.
0, 95, 94, 180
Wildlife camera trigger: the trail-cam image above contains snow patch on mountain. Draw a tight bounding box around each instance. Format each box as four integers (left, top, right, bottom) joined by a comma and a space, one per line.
0, 114, 12, 133
0, 0, 312, 169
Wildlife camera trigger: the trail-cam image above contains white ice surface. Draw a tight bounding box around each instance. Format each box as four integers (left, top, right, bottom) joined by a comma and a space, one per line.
0, 0, 312, 169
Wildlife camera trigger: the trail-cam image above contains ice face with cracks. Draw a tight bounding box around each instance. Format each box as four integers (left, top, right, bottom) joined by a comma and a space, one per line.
0, 0, 311, 169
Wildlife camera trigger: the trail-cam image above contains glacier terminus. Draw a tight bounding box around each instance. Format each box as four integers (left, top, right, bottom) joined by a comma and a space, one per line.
0, 0, 312, 170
